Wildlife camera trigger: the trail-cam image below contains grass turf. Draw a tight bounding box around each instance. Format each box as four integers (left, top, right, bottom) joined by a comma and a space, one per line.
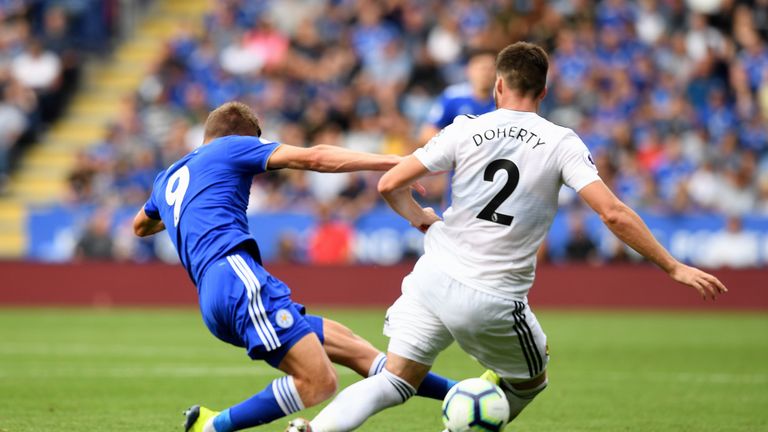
0, 309, 766, 432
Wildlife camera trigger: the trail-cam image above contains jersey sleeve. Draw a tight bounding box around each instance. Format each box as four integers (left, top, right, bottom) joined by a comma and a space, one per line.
143, 196, 161, 219
143, 172, 164, 220
557, 131, 601, 191
413, 118, 465, 172
226, 136, 281, 174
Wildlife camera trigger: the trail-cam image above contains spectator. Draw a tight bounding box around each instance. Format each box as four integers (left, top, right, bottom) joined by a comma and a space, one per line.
757, 178, 768, 215
564, 215, 599, 263
698, 217, 760, 268
52, 0, 768, 266
0, 83, 28, 186
274, 232, 301, 264
75, 212, 115, 261
0, 0, 117, 187
40, 6, 80, 100
307, 204, 353, 265
11, 38, 61, 122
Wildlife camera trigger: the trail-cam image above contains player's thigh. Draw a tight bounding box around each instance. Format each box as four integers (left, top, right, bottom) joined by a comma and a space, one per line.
198, 257, 252, 348
384, 270, 454, 366
278, 331, 338, 406
441, 287, 548, 382
217, 250, 329, 370
320, 318, 380, 377
277, 331, 335, 383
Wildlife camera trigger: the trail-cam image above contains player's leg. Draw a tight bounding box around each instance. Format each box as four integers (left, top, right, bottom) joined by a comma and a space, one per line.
441, 289, 549, 423
312, 316, 376, 376
307, 353, 431, 432
303, 269, 455, 432
201, 333, 336, 432
277, 332, 338, 406
186, 251, 337, 432
499, 370, 548, 422
318, 316, 457, 399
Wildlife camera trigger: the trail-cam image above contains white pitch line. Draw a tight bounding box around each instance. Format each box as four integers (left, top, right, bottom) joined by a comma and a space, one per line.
0, 365, 357, 379
0, 343, 231, 358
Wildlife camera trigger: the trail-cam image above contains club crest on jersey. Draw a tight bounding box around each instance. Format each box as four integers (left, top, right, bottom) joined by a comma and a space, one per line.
275, 309, 294, 329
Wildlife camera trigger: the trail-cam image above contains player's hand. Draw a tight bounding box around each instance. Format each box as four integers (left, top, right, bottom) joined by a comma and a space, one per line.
412, 207, 441, 233
669, 263, 728, 300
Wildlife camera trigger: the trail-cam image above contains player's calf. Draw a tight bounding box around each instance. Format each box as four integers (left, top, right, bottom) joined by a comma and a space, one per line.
320, 318, 457, 400
292, 363, 338, 407
279, 332, 339, 407
304, 353, 427, 432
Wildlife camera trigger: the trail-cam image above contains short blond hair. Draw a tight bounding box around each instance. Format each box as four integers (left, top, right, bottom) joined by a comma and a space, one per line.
203, 101, 262, 140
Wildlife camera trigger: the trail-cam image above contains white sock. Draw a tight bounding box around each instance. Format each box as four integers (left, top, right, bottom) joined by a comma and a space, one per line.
311, 369, 415, 432
273, 375, 306, 415
501, 378, 548, 421
202, 419, 216, 432
367, 353, 387, 377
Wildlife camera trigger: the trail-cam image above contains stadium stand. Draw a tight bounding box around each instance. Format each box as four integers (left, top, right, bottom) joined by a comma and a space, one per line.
2, 0, 767, 266
0, 0, 206, 256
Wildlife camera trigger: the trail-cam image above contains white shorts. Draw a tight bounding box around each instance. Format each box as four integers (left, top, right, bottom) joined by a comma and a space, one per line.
384, 257, 548, 381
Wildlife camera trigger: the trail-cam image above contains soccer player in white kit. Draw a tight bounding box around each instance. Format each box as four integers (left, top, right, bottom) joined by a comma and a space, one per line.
293, 42, 727, 432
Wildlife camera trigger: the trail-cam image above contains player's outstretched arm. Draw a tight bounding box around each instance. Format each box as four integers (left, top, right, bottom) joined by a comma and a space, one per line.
378, 155, 441, 232
133, 209, 166, 237
266, 144, 401, 173
578, 180, 727, 300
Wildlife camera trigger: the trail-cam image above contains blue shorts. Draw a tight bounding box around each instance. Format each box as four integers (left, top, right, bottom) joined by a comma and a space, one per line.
198, 249, 325, 368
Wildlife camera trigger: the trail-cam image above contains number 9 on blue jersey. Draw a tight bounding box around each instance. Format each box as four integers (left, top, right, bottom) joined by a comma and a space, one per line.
165, 165, 190, 227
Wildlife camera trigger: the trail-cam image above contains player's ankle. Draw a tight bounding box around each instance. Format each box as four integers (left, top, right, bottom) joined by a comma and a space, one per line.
211, 409, 233, 432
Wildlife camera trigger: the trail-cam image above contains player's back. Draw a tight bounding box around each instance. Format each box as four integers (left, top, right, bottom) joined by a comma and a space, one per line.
415, 110, 599, 300
144, 135, 279, 287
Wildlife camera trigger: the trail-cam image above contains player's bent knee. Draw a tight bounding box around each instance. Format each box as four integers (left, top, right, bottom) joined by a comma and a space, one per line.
318, 364, 339, 399
294, 364, 338, 407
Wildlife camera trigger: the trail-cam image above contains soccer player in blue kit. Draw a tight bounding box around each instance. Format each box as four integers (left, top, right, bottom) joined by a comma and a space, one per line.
132, 102, 457, 432
418, 49, 497, 144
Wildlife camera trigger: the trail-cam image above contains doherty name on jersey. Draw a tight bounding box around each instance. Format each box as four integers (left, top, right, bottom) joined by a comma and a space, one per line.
472, 124, 546, 149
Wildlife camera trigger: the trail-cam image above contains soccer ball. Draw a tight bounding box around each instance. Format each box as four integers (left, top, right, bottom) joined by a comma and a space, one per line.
442, 378, 510, 432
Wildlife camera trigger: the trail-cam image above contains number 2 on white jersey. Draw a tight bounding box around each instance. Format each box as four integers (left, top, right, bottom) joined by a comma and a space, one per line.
165, 165, 190, 227
477, 159, 519, 226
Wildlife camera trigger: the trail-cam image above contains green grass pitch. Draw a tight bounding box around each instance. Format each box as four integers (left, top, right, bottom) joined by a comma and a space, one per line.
0, 308, 766, 431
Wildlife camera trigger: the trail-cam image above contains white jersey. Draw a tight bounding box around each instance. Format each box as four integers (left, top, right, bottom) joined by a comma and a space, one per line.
413, 109, 601, 301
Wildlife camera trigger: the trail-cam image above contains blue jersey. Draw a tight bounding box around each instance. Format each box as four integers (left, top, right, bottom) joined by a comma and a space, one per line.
143, 135, 280, 287
425, 83, 495, 129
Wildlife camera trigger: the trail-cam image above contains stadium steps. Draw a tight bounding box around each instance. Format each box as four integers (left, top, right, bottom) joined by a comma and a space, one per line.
0, 201, 26, 258
0, 0, 208, 258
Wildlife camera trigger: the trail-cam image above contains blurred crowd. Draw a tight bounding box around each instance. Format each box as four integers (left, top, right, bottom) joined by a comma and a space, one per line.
0, 0, 125, 190
60, 0, 768, 264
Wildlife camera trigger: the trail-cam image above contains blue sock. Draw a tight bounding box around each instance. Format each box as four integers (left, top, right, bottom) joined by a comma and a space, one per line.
418, 372, 458, 400
370, 353, 457, 401
215, 376, 304, 431
213, 409, 233, 432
